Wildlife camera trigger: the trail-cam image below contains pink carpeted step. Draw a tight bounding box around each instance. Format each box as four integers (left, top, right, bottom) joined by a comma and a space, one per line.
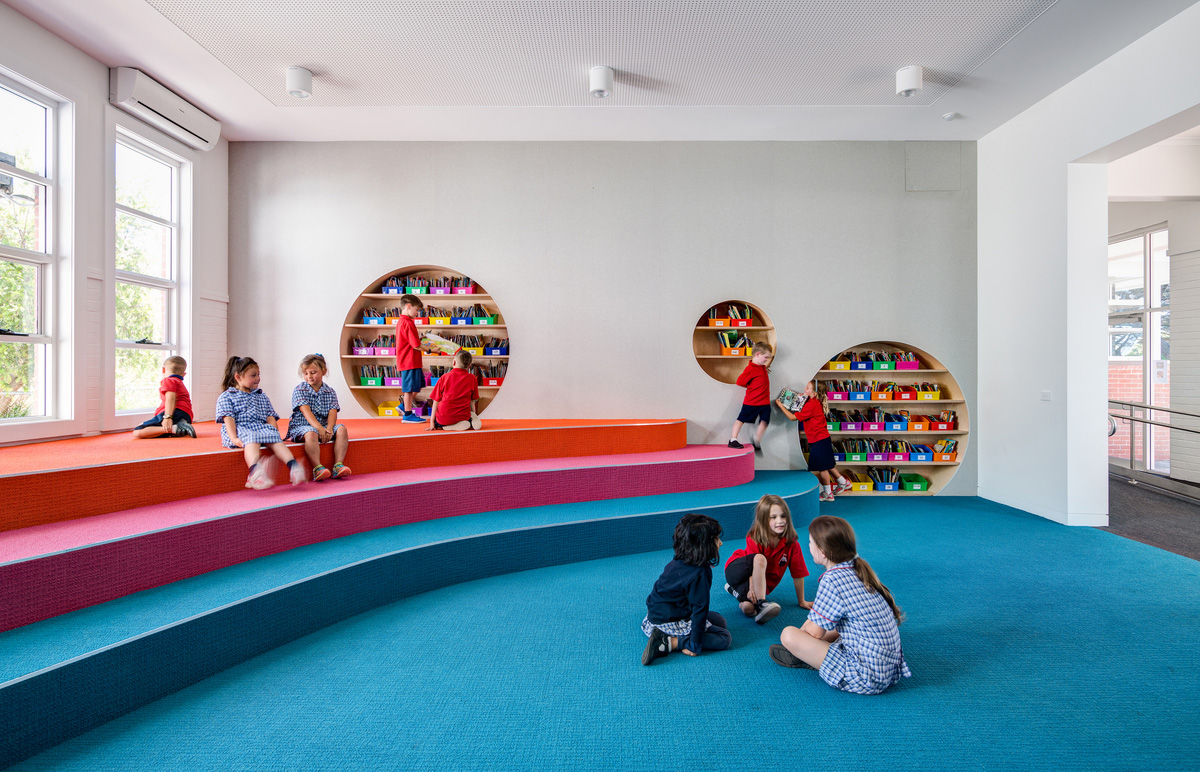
0, 445, 752, 633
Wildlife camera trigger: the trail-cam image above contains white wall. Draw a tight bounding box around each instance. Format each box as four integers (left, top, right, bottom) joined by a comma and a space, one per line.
229, 140, 979, 491
978, 2, 1200, 524
0, 3, 228, 439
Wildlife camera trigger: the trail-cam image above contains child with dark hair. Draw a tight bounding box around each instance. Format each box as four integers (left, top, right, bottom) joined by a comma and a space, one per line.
217, 356, 304, 490
769, 515, 911, 694
640, 513, 731, 665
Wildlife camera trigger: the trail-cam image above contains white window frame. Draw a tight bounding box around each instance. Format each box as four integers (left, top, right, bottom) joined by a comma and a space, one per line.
1108, 224, 1169, 471
107, 128, 187, 424
0, 73, 58, 427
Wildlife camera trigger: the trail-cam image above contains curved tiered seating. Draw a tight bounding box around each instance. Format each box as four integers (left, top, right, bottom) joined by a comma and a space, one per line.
0, 472, 818, 768
0, 418, 688, 531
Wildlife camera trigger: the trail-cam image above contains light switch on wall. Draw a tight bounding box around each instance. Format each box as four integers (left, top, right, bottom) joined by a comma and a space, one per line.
1040, 391, 1052, 401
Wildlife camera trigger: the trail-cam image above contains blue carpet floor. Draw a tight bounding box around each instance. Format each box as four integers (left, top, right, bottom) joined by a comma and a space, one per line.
9, 496, 1200, 771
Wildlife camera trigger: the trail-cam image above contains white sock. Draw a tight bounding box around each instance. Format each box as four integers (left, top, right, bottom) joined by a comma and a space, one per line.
837, 476, 848, 485
823, 485, 832, 494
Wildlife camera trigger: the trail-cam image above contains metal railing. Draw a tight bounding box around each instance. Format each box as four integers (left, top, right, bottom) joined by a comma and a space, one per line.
1107, 399, 1200, 473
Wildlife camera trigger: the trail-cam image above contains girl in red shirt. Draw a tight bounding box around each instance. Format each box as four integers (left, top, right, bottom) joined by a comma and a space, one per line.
724, 495, 810, 624
775, 380, 851, 502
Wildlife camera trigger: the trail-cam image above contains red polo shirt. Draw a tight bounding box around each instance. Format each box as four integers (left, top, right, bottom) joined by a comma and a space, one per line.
795, 397, 830, 443
396, 315, 422, 371
430, 367, 479, 425
736, 363, 770, 405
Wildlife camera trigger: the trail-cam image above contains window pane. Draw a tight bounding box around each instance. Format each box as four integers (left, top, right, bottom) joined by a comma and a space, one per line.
1109, 316, 1143, 358
116, 211, 173, 279
0, 341, 46, 418
115, 282, 168, 342
1151, 230, 1169, 308
0, 259, 37, 334
0, 176, 47, 252
0, 85, 47, 177
116, 347, 168, 412
1108, 237, 1144, 313
116, 143, 172, 220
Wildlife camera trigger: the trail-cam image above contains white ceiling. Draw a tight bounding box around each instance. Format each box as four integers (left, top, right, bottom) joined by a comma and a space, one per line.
3, 0, 1199, 141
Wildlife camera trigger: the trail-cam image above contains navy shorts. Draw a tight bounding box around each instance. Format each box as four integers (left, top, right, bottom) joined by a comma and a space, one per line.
400, 367, 425, 393
737, 404, 771, 425
807, 436, 836, 472
134, 409, 192, 431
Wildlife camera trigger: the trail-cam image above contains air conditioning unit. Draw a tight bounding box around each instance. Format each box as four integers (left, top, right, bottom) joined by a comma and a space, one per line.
109, 67, 221, 152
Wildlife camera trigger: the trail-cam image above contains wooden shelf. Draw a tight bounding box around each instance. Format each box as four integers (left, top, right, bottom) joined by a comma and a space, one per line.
827, 399, 964, 405
349, 385, 502, 391
692, 300, 778, 385
835, 461, 960, 467
345, 354, 509, 360
813, 341, 968, 497
343, 265, 507, 417
362, 293, 492, 300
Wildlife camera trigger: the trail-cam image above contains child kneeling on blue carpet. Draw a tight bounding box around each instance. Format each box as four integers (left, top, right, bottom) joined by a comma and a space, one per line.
641, 513, 731, 664
768, 515, 911, 694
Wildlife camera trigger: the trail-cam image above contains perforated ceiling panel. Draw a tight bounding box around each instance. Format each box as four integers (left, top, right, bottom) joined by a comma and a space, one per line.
144, 0, 1058, 107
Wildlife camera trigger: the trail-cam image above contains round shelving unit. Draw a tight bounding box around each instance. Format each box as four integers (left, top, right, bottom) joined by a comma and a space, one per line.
692, 300, 777, 384
341, 265, 507, 418
811, 340, 968, 495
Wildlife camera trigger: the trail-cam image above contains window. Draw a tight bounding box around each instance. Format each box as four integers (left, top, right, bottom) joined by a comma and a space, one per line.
1108, 227, 1169, 472
0, 79, 54, 421
114, 135, 180, 412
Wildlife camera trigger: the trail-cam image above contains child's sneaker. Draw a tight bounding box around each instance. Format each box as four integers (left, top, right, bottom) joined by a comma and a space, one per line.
834, 480, 853, 495
312, 465, 332, 482
288, 462, 306, 486
247, 463, 274, 490
401, 413, 425, 423
727, 439, 744, 449
769, 644, 817, 670
754, 601, 782, 624
641, 628, 670, 666
173, 421, 197, 438
819, 491, 836, 502
333, 463, 352, 479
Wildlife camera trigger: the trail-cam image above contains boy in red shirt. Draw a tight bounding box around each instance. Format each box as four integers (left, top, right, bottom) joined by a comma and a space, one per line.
132, 355, 196, 438
729, 342, 773, 449
395, 294, 426, 423
426, 349, 482, 431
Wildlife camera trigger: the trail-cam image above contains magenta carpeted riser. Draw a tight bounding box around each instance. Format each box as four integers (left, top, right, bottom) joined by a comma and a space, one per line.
0, 451, 752, 633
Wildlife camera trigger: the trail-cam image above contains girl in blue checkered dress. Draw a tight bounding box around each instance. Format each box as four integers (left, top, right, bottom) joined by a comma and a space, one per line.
287, 354, 352, 482
217, 356, 305, 490
640, 513, 732, 665
769, 515, 911, 694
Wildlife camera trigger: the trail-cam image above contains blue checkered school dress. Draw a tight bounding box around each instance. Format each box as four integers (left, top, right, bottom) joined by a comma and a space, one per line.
215, 387, 282, 448
806, 560, 912, 695
287, 382, 342, 440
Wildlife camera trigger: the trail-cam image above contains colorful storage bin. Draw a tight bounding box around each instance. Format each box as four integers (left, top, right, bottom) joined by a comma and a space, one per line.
485, 347, 508, 356
363, 316, 386, 325
405, 287, 428, 294
352, 347, 375, 356
827, 361, 851, 371
874, 481, 900, 492
872, 361, 896, 371
360, 377, 382, 386
473, 315, 498, 325
899, 473, 928, 491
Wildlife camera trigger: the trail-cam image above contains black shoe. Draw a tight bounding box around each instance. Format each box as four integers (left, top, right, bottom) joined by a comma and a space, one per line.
727, 439, 744, 449
642, 628, 670, 665
769, 644, 816, 670
755, 601, 782, 624
174, 421, 197, 438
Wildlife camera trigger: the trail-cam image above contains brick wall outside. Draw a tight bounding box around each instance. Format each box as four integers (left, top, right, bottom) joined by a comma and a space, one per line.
1109, 360, 1170, 469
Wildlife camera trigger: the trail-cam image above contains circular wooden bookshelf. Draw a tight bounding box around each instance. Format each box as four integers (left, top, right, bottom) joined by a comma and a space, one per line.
810, 341, 968, 496
341, 265, 507, 418
692, 300, 777, 384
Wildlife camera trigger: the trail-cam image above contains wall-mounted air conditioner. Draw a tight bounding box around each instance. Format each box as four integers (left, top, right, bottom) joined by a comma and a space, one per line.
109, 67, 221, 152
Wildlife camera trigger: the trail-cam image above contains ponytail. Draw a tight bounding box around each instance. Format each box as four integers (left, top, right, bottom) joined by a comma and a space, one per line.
851, 555, 904, 624
222, 356, 258, 391
809, 515, 903, 623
